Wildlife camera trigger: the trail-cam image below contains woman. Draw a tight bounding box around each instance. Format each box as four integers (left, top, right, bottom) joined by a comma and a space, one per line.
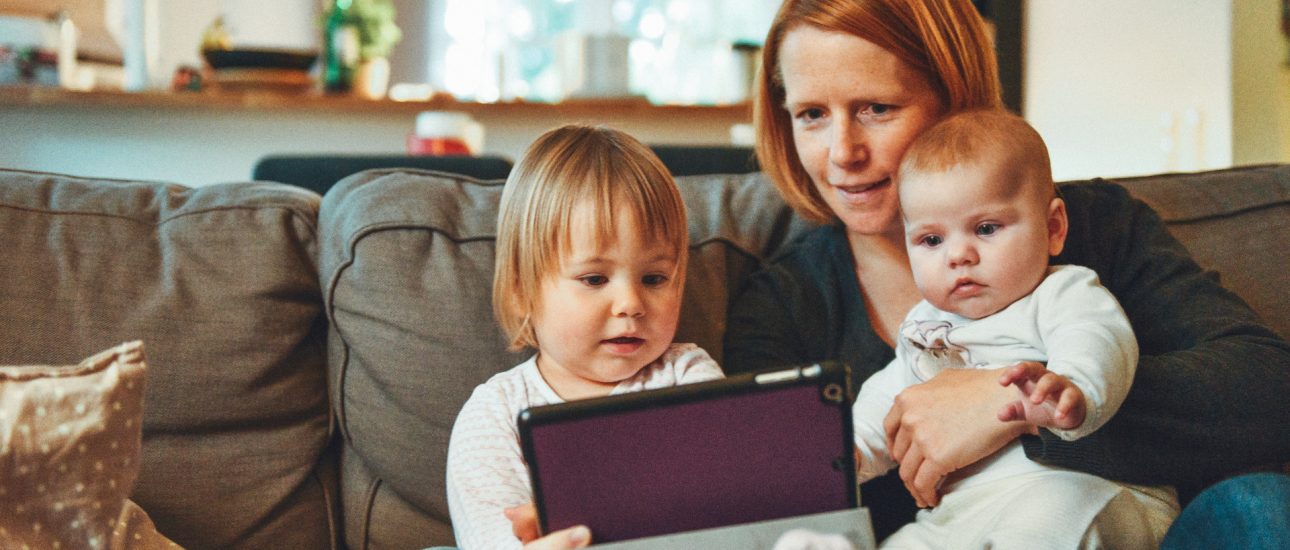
511, 0, 1290, 546
723, 0, 1290, 543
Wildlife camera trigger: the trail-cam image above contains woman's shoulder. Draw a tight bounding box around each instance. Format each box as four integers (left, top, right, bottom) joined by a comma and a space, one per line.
1058, 178, 1137, 212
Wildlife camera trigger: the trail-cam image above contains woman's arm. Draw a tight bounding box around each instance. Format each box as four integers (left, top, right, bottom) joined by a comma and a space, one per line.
1025, 181, 1290, 487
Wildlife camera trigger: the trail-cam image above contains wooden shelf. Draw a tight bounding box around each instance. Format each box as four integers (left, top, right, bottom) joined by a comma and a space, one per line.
0, 85, 751, 119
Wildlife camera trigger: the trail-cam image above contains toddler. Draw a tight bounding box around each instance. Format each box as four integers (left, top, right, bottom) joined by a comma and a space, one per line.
445, 124, 723, 549
854, 110, 1179, 549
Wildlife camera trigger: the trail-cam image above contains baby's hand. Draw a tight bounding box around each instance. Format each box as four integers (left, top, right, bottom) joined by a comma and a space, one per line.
996, 362, 1085, 430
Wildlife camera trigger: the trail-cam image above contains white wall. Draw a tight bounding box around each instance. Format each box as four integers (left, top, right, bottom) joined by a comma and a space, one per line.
1232, 0, 1290, 165
0, 104, 741, 186
1024, 0, 1234, 180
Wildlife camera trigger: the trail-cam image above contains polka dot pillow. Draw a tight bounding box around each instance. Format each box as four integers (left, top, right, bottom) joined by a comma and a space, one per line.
0, 341, 180, 549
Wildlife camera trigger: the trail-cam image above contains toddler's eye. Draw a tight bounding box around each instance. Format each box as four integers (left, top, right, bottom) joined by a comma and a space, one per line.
642, 274, 669, 286
976, 223, 1000, 236
920, 235, 943, 248
579, 275, 608, 286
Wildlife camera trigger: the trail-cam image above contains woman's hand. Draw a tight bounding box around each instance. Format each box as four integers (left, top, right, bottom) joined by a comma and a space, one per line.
505, 503, 592, 549
883, 366, 1036, 507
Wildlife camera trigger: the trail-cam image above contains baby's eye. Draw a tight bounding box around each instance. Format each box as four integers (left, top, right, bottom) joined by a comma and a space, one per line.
976, 223, 1000, 236
919, 235, 943, 248
579, 275, 608, 287
642, 274, 669, 287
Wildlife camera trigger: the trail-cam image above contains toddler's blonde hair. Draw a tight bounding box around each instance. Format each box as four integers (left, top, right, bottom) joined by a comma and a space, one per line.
493, 125, 688, 351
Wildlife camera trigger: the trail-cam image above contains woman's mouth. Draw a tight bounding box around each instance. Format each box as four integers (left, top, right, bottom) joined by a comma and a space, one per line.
832, 179, 889, 201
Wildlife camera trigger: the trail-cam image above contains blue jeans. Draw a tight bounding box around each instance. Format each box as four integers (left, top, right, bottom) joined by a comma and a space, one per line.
1161, 472, 1290, 549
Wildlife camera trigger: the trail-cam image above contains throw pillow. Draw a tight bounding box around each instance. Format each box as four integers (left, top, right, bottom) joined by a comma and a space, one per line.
0, 341, 180, 549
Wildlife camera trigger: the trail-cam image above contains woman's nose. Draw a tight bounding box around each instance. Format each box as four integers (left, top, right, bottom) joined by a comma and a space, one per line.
829, 119, 868, 168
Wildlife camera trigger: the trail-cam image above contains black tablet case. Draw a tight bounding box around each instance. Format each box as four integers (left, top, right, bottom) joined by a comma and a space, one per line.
518, 362, 857, 543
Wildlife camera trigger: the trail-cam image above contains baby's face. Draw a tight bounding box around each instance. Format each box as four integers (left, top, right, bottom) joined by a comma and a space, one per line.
530, 202, 683, 399
900, 161, 1065, 319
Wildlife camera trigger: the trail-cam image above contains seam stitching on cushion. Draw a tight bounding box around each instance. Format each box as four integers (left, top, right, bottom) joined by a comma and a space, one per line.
1156, 202, 1290, 225
361, 476, 381, 550
0, 203, 321, 234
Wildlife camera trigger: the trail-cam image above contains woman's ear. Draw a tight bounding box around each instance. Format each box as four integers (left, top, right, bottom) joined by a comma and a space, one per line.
1047, 197, 1068, 256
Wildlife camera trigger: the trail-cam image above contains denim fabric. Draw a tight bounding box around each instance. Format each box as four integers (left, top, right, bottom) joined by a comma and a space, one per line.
1161, 473, 1290, 550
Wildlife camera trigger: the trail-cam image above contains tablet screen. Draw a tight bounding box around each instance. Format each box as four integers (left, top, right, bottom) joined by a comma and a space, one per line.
519, 362, 856, 543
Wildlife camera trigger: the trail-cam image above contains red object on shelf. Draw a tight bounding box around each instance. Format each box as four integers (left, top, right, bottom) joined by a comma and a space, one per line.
406, 134, 471, 156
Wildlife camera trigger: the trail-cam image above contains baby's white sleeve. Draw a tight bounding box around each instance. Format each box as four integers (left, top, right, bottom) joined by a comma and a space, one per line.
852, 359, 904, 482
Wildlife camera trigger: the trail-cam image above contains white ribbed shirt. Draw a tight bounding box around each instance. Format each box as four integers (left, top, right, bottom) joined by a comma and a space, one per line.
446, 343, 723, 549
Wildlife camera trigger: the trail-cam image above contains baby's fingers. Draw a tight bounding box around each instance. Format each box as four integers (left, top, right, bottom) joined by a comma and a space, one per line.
998, 362, 1044, 387
1029, 373, 1066, 404
997, 401, 1026, 422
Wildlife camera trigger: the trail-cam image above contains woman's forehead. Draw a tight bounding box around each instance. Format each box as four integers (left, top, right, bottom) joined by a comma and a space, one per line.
779, 26, 931, 104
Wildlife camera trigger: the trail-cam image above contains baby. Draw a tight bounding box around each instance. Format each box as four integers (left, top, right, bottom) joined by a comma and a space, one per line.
854, 109, 1179, 548
445, 124, 723, 549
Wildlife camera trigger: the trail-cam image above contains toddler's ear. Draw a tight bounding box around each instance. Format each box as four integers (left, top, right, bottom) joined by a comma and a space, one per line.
1047, 197, 1068, 256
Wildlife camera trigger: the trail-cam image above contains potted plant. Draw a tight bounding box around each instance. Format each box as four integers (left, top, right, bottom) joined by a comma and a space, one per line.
322, 0, 402, 98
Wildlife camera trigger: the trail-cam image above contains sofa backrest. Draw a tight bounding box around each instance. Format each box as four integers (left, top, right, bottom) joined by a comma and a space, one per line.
0, 170, 336, 549
1105, 164, 1290, 339
318, 169, 811, 548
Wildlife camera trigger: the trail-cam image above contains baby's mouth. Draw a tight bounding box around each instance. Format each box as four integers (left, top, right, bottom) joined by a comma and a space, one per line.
604, 336, 644, 345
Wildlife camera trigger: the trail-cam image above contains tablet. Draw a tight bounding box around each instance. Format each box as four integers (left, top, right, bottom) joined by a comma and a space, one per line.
518, 361, 857, 543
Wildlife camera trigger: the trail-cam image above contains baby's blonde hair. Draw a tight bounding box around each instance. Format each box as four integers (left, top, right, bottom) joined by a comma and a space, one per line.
492, 124, 688, 351
897, 108, 1054, 201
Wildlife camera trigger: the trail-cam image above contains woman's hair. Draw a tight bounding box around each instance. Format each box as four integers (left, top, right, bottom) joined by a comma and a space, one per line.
754, 0, 1003, 223
492, 124, 688, 351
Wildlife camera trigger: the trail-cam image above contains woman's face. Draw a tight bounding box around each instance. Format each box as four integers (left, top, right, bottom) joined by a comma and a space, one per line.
779, 26, 945, 237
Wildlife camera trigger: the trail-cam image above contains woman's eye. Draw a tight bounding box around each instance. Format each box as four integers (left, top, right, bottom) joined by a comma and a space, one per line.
920, 235, 943, 247
976, 223, 1000, 236
868, 103, 893, 116
795, 107, 825, 123
642, 274, 668, 286
579, 275, 608, 286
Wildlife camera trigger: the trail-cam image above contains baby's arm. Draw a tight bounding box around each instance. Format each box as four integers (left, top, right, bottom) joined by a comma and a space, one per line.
852, 357, 907, 481
1027, 265, 1138, 441
446, 387, 533, 550
997, 362, 1086, 430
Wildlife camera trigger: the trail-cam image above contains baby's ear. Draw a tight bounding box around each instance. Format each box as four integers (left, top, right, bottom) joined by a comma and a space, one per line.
1047, 197, 1068, 256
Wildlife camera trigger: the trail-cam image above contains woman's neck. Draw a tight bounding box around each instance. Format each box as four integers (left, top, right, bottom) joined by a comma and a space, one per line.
847, 227, 922, 347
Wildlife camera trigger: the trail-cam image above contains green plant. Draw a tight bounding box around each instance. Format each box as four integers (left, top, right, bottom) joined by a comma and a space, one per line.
325, 0, 403, 61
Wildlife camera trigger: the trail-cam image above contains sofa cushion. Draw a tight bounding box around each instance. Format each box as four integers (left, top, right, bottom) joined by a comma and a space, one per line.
0, 170, 335, 549
0, 341, 178, 549
1105, 164, 1290, 339
318, 169, 809, 548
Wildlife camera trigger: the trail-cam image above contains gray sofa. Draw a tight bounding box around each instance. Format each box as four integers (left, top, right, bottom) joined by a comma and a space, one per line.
0, 163, 1286, 549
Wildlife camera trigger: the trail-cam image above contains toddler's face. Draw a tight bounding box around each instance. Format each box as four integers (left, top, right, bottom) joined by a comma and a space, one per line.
901, 161, 1065, 319
531, 202, 683, 399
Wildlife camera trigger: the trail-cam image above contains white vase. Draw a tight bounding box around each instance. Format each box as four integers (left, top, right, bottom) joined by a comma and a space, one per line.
355, 57, 390, 100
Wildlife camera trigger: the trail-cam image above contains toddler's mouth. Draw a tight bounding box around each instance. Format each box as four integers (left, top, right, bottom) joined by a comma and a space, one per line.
604, 336, 644, 344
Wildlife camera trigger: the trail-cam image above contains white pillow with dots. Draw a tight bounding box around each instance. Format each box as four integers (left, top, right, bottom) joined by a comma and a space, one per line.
0, 341, 180, 549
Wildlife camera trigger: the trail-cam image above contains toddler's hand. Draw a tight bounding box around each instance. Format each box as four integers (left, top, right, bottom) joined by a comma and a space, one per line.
996, 362, 1085, 430
772, 528, 856, 550
505, 503, 592, 549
